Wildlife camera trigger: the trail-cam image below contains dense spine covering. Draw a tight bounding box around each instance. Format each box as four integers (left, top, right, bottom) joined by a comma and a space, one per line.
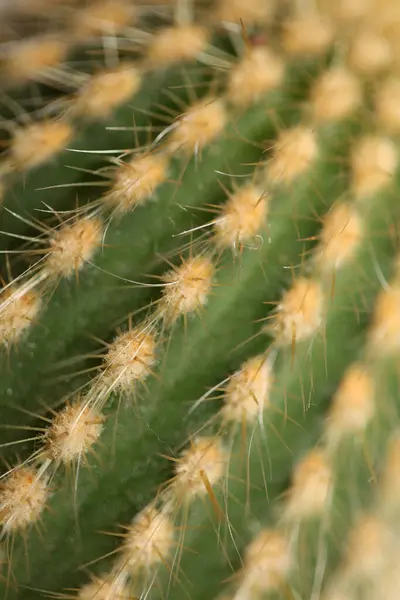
0, 1, 400, 600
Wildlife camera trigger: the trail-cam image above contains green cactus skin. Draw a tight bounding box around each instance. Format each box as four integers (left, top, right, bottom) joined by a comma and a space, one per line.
0, 2, 400, 600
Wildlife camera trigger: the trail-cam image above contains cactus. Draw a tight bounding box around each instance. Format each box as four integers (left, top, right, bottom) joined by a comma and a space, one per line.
0, 1, 400, 599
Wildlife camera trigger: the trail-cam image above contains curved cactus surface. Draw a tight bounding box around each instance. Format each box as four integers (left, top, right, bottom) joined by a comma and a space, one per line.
0, 2, 400, 600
